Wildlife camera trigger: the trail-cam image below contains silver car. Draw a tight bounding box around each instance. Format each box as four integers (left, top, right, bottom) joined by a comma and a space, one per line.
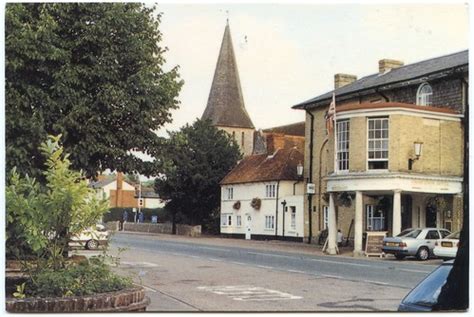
382, 228, 451, 261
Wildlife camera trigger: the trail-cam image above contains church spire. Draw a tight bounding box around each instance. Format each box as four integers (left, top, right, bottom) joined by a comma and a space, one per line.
201, 23, 254, 129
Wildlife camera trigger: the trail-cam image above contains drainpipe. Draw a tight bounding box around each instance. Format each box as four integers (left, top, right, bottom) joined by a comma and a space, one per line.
275, 180, 280, 237
306, 110, 315, 244
318, 138, 329, 231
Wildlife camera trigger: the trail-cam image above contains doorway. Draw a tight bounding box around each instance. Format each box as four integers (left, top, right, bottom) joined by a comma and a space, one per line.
245, 214, 252, 240
426, 205, 437, 228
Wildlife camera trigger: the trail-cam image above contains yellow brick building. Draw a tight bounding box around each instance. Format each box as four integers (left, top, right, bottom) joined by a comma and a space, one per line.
293, 51, 468, 255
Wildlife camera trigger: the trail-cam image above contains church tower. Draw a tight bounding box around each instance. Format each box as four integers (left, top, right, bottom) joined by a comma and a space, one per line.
202, 21, 255, 156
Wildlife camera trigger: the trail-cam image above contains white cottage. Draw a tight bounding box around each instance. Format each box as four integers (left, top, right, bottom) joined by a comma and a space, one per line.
220, 147, 305, 241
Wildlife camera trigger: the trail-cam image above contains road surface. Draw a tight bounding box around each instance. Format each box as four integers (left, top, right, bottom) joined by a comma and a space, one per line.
105, 232, 440, 311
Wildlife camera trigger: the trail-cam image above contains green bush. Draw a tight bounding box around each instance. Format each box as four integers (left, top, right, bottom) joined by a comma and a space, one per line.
25, 257, 132, 298
103, 207, 170, 223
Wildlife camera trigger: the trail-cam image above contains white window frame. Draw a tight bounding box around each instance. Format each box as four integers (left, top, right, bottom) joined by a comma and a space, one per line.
367, 117, 389, 170
236, 215, 242, 227
323, 206, 329, 230
265, 215, 275, 229
265, 184, 276, 198
221, 214, 232, 227
290, 206, 296, 229
225, 187, 233, 200
416, 83, 433, 106
366, 205, 385, 231
336, 120, 350, 171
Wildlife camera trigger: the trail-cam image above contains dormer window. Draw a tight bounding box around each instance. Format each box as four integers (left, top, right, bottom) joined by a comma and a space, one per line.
416, 83, 433, 106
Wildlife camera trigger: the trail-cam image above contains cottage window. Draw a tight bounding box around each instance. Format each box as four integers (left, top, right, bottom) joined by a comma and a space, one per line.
265, 215, 275, 229
290, 206, 296, 229
366, 205, 385, 231
336, 120, 350, 171
265, 184, 276, 198
236, 215, 242, 227
416, 83, 433, 106
226, 187, 233, 200
323, 206, 329, 230
368, 117, 389, 170
241, 132, 245, 147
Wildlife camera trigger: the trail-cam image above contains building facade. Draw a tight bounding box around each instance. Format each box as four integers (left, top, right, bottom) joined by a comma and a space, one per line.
220, 147, 305, 241
201, 21, 255, 156
293, 50, 468, 255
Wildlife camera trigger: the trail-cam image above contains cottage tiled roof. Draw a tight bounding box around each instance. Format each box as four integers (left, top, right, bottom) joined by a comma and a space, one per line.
89, 178, 115, 189
294, 50, 468, 109
262, 121, 305, 136
220, 148, 303, 185
201, 23, 255, 129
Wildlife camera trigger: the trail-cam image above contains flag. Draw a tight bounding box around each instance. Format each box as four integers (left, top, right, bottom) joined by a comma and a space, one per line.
326, 93, 336, 133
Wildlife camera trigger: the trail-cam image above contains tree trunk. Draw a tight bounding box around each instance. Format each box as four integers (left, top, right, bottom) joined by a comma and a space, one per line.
172, 212, 176, 235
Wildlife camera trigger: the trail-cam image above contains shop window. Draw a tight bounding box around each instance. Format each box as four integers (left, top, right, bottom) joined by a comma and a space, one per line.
366, 205, 385, 231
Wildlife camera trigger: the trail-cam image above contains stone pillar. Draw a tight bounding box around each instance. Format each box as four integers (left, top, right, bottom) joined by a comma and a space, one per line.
327, 193, 338, 255
353, 191, 364, 256
411, 195, 419, 228
419, 197, 426, 228
392, 190, 402, 236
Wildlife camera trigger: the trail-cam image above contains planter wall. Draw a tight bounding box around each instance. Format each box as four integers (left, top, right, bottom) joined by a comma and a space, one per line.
6, 286, 150, 313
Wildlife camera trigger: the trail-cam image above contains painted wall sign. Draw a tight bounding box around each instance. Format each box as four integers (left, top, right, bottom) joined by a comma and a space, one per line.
365, 231, 387, 257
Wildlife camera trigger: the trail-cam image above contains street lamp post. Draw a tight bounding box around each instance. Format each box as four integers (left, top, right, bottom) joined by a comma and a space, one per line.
281, 200, 287, 238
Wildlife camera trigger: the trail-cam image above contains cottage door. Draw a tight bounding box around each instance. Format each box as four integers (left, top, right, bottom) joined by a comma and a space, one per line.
245, 215, 252, 240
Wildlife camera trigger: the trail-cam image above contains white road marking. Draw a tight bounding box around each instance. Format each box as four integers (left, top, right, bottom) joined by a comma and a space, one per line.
121, 261, 158, 267
257, 265, 275, 269
208, 258, 223, 262
198, 285, 302, 301
134, 283, 157, 293
322, 274, 343, 279
398, 268, 432, 274
287, 269, 307, 274
247, 252, 295, 259
196, 246, 231, 252
229, 261, 247, 265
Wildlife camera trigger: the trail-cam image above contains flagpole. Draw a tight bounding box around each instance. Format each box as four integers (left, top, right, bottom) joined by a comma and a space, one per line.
333, 93, 337, 175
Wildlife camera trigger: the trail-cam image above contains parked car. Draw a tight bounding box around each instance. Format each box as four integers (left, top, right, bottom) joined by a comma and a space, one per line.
382, 228, 451, 261
434, 231, 460, 260
69, 224, 109, 250
398, 260, 453, 311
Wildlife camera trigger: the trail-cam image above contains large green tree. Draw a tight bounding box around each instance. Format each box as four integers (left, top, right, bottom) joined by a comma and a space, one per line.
6, 3, 182, 179
154, 120, 241, 233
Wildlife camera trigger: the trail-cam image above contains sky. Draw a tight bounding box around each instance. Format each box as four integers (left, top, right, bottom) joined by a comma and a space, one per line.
154, 1, 469, 136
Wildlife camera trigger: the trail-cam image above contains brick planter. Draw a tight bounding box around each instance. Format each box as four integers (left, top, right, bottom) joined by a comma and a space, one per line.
6, 286, 150, 313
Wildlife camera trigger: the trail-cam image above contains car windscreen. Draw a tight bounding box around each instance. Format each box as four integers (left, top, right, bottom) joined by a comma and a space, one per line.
402, 264, 452, 308
446, 231, 460, 240
397, 229, 421, 238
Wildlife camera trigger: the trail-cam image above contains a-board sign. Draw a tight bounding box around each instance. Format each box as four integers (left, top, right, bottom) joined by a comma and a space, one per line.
365, 231, 387, 257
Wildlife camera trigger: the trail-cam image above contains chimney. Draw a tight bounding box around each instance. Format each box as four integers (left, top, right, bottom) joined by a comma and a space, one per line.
334, 73, 357, 89
379, 59, 404, 74
116, 172, 123, 190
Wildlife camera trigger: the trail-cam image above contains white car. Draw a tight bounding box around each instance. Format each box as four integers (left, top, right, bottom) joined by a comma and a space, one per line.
69, 224, 109, 250
433, 231, 460, 260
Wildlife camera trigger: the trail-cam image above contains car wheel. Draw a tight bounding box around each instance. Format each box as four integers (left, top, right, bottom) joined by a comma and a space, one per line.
86, 239, 99, 250
395, 254, 405, 260
416, 247, 430, 261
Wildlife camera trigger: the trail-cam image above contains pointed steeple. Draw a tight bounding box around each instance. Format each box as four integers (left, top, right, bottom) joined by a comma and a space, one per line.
202, 23, 255, 129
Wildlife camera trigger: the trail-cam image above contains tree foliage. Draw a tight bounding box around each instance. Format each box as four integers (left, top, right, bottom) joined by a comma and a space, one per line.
6, 135, 109, 268
6, 3, 183, 179
154, 120, 241, 232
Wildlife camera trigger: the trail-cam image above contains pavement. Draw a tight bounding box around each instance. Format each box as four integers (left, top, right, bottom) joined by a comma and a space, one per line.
75, 231, 445, 312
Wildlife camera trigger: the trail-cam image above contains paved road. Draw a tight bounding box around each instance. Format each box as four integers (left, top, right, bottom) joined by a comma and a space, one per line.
112, 232, 437, 289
